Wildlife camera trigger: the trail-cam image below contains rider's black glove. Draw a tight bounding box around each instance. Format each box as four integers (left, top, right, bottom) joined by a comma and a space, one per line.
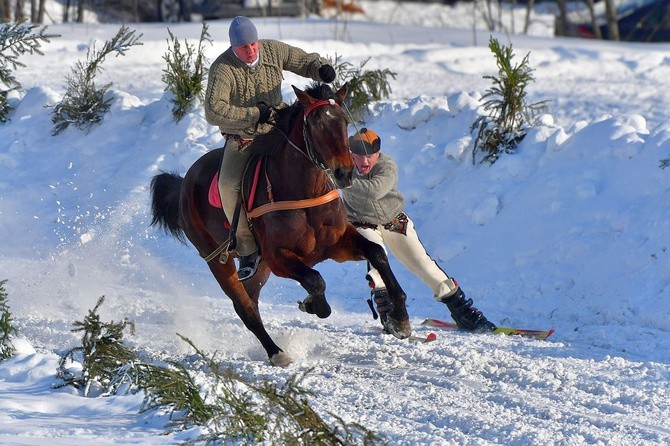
318, 64, 336, 83
257, 103, 273, 124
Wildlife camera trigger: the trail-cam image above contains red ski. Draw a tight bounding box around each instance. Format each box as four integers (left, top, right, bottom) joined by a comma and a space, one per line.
408, 332, 438, 343
420, 318, 554, 341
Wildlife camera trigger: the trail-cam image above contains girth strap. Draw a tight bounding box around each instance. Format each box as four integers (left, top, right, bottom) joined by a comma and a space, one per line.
247, 189, 340, 219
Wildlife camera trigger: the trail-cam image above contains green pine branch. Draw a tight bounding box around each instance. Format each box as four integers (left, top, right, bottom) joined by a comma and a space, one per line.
332, 54, 396, 123
55, 298, 383, 444
0, 279, 17, 360
162, 23, 211, 122
55, 296, 136, 395
51, 25, 142, 135
0, 21, 59, 122
471, 36, 548, 164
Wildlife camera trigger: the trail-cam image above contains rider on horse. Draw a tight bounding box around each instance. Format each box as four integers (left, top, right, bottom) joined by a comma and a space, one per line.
204, 16, 337, 281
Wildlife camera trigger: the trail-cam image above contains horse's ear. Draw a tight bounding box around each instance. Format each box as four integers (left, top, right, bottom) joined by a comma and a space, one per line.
336, 83, 348, 101
293, 85, 316, 106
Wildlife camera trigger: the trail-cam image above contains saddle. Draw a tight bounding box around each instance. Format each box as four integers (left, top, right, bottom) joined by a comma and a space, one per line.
208, 156, 264, 213
203, 155, 264, 262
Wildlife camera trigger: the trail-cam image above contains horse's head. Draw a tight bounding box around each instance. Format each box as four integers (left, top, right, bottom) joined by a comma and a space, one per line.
293, 83, 354, 188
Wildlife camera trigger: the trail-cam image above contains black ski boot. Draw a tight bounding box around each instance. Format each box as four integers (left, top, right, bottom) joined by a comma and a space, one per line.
441, 287, 496, 332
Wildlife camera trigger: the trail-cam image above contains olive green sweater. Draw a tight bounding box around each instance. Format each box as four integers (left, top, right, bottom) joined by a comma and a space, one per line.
204, 39, 327, 139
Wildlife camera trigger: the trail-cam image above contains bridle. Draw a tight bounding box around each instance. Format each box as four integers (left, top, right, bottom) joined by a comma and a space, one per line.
294, 98, 344, 173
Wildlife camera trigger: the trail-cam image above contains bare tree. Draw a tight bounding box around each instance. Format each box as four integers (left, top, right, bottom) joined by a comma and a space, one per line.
584, 0, 603, 39
77, 0, 84, 23
523, 0, 536, 34
37, 0, 46, 22
603, 0, 620, 40
553, 0, 567, 36
14, 0, 25, 21
0, 0, 9, 21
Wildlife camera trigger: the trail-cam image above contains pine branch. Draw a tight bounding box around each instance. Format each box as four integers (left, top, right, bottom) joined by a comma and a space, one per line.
55, 296, 136, 395
0, 279, 17, 360
178, 335, 384, 445
332, 54, 396, 123
0, 21, 59, 122
53, 300, 382, 444
162, 23, 211, 121
51, 25, 142, 134
471, 36, 548, 164
0, 21, 59, 85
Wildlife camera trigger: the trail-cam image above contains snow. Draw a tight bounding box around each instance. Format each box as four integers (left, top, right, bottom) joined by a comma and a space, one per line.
1, 1, 670, 444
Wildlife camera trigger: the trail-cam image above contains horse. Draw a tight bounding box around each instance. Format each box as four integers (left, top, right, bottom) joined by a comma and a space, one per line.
150, 82, 411, 366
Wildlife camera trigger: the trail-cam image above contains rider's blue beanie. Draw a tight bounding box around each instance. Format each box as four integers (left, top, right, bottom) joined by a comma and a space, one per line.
229, 16, 258, 47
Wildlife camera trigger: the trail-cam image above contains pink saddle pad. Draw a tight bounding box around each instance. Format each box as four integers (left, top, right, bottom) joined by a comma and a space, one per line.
208, 172, 222, 209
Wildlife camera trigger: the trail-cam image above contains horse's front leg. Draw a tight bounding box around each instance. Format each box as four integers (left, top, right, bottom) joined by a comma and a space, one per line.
361, 240, 411, 339
331, 226, 412, 339
269, 248, 332, 319
207, 259, 292, 367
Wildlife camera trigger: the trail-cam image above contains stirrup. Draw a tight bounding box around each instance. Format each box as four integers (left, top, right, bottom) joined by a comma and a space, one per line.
237, 252, 260, 282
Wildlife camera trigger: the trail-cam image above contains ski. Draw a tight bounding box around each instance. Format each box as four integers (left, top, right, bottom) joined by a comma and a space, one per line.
371, 325, 438, 343
420, 318, 554, 341
408, 332, 438, 343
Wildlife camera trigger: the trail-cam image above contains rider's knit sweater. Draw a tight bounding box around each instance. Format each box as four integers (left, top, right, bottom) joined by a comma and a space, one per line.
204, 39, 326, 139
341, 153, 405, 226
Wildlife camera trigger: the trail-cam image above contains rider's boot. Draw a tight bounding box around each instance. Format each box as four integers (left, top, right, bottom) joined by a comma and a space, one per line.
237, 250, 261, 282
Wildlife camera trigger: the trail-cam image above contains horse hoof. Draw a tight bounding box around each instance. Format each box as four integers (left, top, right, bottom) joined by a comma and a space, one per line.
315, 301, 331, 319
384, 316, 412, 339
297, 296, 331, 319
270, 351, 293, 367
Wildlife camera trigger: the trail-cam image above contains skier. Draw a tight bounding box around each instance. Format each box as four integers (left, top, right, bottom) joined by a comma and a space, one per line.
341, 128, 497, 332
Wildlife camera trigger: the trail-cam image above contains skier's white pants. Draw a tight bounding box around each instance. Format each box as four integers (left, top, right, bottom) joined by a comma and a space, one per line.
356, 216, 457, 301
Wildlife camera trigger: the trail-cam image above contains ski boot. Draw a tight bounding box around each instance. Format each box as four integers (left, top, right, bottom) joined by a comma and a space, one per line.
441, 287, 497, 332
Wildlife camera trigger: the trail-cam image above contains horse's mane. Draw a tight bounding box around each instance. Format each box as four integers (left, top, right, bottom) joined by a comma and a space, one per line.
249, 82, 341, 158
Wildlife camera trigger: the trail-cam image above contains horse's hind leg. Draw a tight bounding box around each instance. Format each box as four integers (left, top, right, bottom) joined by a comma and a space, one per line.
207, 259, 292, 367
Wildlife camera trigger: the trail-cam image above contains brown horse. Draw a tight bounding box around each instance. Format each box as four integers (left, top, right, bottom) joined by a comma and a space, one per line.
150, 83, 411, 366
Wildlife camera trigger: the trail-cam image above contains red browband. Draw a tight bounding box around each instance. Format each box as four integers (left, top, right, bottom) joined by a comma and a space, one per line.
304, 99, 339, 117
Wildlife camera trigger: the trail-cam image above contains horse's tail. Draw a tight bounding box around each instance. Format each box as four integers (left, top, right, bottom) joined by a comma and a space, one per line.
150, 172, 186, 242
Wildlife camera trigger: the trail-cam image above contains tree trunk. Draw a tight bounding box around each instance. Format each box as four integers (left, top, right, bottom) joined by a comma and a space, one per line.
604, 0, 619, 40
77, 0, 85, 23
15, 0, 25, 21
523, 0, 536, 34
63, 0, 70, 22
584, 0, 602, 39
0, 0, 9, 21
37, 0, 46, 22
554, 0, 567, 36
30, 0, 36, 21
